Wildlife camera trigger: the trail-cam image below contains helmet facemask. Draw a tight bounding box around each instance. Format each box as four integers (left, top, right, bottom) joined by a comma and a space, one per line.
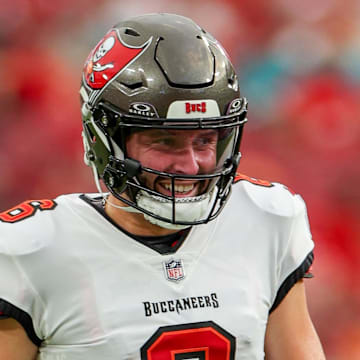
88, 100, 247, 229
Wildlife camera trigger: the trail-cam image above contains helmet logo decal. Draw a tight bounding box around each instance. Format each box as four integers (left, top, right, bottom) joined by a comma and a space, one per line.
185, 102, 206, 114
129, 102, 159, 118
92, 36, 115, 63
227, 98, 243, 114
83, 29, 152, 105
167, 100, 220, 119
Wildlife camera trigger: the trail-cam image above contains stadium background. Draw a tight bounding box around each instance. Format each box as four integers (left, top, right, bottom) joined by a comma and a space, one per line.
0, 0, 359, 358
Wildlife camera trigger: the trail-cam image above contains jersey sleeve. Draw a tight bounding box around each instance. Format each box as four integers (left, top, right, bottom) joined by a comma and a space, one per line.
0, 251, 44, 346
269, 193, 314, 313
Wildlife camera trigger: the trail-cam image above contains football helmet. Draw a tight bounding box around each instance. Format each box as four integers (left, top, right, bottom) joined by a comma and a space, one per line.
80, 13, 248, 229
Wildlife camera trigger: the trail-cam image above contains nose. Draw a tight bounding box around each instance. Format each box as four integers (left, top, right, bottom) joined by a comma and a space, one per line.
168, 146, 200, 175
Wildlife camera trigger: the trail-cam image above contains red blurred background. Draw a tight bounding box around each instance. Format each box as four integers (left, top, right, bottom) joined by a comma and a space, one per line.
1, 0, 359, 358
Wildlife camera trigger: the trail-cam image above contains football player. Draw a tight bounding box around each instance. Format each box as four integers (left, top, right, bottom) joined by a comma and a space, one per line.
0, 13, 325, 360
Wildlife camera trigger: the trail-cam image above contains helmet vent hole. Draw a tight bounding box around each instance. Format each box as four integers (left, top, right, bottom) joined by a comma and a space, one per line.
196, 35, 202, 39
120, 81, 143, 90
124, 28, 140, 37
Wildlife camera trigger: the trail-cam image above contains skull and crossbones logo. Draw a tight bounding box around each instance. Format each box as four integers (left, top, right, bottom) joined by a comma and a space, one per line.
89, 36, 115, 82
93, 36, 115, 62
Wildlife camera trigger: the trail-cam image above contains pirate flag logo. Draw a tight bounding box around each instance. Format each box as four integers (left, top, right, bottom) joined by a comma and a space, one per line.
83, 29, 151, 103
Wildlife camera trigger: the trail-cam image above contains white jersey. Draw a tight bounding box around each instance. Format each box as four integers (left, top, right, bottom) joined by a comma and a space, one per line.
0, 178, 314, 359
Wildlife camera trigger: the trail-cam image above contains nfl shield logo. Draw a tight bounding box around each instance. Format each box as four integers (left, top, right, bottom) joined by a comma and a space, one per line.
163, 259, 185, 282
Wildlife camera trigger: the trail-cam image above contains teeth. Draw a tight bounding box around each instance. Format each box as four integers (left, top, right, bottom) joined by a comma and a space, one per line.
163, 183, 194, 193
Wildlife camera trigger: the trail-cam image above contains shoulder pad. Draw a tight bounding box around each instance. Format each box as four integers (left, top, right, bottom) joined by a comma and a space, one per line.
233, 174, 306, 217
0, 194, 83, 256
0, 217, 55, 256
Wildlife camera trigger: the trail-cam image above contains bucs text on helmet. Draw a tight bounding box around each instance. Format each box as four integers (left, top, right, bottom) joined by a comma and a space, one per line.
80, 13, 248, 229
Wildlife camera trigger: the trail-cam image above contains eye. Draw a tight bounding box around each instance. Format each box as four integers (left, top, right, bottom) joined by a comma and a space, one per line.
194, 134, 218, 148
153, 137, 175, 147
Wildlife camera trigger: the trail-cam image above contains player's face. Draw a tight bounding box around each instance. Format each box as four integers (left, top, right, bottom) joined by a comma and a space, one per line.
126, 129, 218, 197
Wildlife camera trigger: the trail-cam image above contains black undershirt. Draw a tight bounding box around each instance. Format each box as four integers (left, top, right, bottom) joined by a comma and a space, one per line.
80, 194, 191, 254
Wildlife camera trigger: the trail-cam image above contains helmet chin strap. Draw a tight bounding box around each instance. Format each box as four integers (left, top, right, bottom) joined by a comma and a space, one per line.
105, 198, 142, 213
91, 159, 216, 230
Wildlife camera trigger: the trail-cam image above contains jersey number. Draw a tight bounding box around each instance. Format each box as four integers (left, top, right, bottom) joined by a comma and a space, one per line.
0, 200, 57, 223
141, 321, 236, 360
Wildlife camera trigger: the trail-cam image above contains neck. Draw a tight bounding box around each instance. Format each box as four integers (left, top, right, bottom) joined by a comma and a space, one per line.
104, 194, 180, 237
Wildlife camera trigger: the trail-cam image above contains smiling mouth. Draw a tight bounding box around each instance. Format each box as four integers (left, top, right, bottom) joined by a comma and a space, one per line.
163, 183, 194, 193
156, 181, 199, 197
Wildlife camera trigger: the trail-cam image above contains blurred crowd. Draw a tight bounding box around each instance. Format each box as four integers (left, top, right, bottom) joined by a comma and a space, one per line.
0, 0, 359, 358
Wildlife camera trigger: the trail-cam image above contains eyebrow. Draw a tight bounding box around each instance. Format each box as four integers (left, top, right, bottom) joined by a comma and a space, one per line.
146, 130, 172, 137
